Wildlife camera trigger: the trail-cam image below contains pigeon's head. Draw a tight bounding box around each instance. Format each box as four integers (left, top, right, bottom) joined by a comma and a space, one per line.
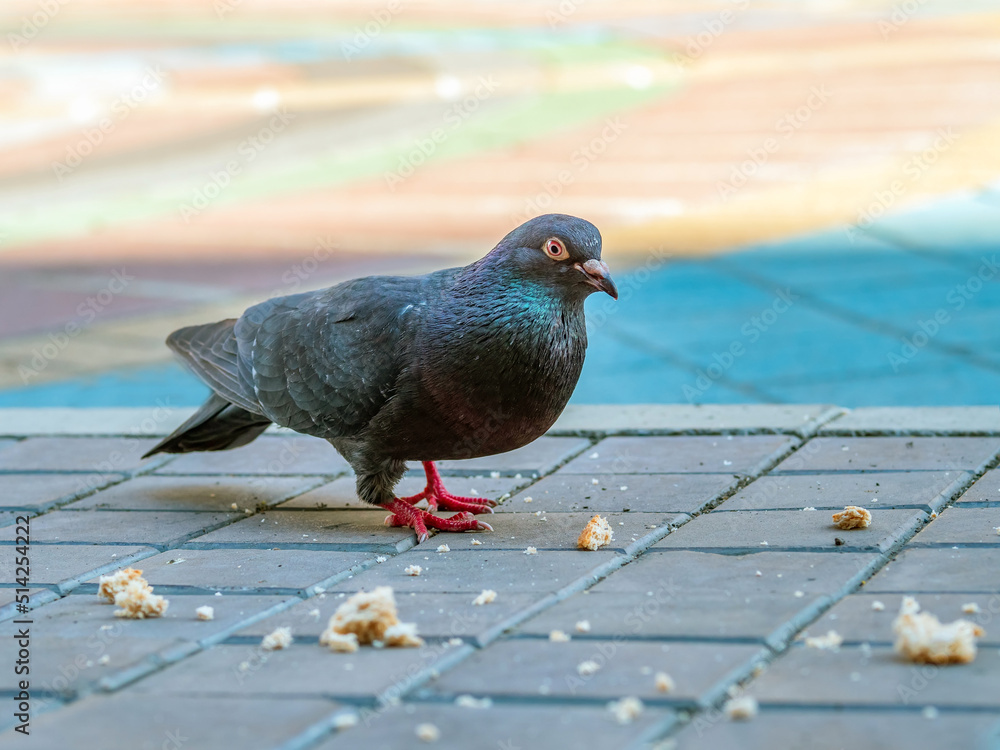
492, 214, 617, 300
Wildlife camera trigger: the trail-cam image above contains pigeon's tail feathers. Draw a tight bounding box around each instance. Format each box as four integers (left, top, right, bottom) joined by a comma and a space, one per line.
142, 392, 272, 458
166, 319, 260, 414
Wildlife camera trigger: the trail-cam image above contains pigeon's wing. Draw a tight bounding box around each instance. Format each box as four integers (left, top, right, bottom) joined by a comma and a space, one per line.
233, 274, 439, 438
167, 319, 263, 414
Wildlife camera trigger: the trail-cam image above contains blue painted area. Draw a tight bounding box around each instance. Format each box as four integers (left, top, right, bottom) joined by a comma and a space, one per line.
2, 192, 998, 408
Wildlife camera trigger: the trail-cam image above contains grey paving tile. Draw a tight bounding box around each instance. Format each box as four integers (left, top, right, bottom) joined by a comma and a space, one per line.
0, 436, 161, 472
280, 474, 525, 510
5, 544, 156, 587
97, 548, 373, 592
501, 473, 740, 514
864, 548, 1000, 593
26, 694, 338, 750
558, 435, 797, 475
327, 550, 619, 595
821, 406, 1000, 436
957, 468, 1000, 505
722, 471, 970, 512
810, 593, 1000, 647
520, 551, 879, 641
0, 472, 125, 510
772, 437, 1000, 473
156, 435, 350, 475
1, 509, 239, 546
652, 509, 927, 553
429, 639, 765, 702
69, 474, 320, 511
909, 508, 1000, 546
748, 645, 1000, 708
670, 708, 1000, 750
314, 703, 672, 750
424, 436, 591, 477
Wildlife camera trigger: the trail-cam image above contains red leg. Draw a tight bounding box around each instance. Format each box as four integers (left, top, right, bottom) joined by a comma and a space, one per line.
420, 461, 497, 514
382, 499, 493, 543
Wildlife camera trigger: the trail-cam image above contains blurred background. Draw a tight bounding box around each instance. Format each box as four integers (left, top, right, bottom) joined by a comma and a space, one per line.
1, 0, 998, 409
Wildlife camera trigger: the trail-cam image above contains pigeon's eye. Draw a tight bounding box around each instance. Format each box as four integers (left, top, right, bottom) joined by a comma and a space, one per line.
544, 238, 569, 261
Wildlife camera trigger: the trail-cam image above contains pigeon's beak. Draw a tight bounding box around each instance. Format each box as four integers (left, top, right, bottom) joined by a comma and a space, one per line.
577, 259, 618, 299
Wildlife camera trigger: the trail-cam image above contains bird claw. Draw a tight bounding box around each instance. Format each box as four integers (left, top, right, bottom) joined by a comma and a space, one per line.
383, 500, 493, 543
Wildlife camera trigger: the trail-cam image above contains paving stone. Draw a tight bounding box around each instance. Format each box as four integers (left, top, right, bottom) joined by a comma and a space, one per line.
670, 707, 1000, 750
192, 509, 415, 551
772, 437, 1000, 473
423, 436, 591, 477
652, 509, 926, 553
722, 471, 970, 512
26, 694, 338, 750
5, 544, 156, 587
0, 472, 125, 510
1, 509, 239, 546
909, 508, 1000, 546
520, 551, 879, 641
0, 436, 162, 472
863, 548, 1000, 593
550, 403, 839, 435
100, 548, 372, 592
558, 435, 797, 475
747, 645, 1000, 708
130, 640, 436, 698
821, 406, 1000, 436
429, 639, 765, 702
314, 702, 672, 750
69, 474, 321, 511
810, 593, 1000, 647
157, 435, 351, 475
957, 468, 1000, 505
280, 474, 525, 510
501, 473, 740, 514
327, 550, 619, 595
238, 591, 547, 643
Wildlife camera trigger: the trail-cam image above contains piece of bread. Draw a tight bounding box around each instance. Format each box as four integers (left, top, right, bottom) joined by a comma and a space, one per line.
472, 589, 497, 606
195, 605, 214, 621
320, 631, 359, 653
320, 586, 421, 649
832, 505, 871, 529
607, 696, 644, 724
97, 568, 145, 603
577, 515, 614, 550
261, 626, 293, 651
113, 579, 168, 619
724, 696, 758, 720
893, 596, 984, 664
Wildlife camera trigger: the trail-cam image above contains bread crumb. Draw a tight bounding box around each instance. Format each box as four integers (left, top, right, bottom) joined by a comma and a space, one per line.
472, 589, 497, 606
383, 622, 425, 648
404, 565, 422, 576
331, 712, 358, 729
448, 637, 463, 646
195, 605, 214, 621
113, 579, 168, 619
261, 626, 293, 651
655, 672, 675, 693
724, 695, 758, 720
455, 695, 492, 709
320, 586, 421, 648
577, 660, 601, 676
416, 723, 440, 742
322, 631, 359, 653
608, 696, 643, 724
230, 503, 238, 510
801, 506, 817, 511
591, 478, 599, 485
804, 630, 843, 650
375, 556, 387, 563
436, 544, 450, 553
832, 505, 871, 529
575, 620, 591, 633
577, 515, 614, 551
872, 600, 886, 611
471, 538, 483, 545
97, 654, 110, 666
97, 568, 145, 603
549, 629, 571, 642
962, 602, 981, 614
524, 546, 538, 555
893, 596, 984, 664
523, 496, 533, 503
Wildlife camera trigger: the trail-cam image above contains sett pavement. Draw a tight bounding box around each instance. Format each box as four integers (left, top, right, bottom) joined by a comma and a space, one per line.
1, 405, 999, 750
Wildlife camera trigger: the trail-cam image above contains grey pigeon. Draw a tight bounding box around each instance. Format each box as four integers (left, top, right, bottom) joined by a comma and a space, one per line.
143, 214, 617, 541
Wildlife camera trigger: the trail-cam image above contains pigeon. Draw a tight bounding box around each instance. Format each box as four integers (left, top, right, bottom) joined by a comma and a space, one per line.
143, 214, 617, 541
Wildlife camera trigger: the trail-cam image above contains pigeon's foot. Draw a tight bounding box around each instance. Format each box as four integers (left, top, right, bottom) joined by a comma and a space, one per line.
382, 499, 493, 543
400, 461, 498, 515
